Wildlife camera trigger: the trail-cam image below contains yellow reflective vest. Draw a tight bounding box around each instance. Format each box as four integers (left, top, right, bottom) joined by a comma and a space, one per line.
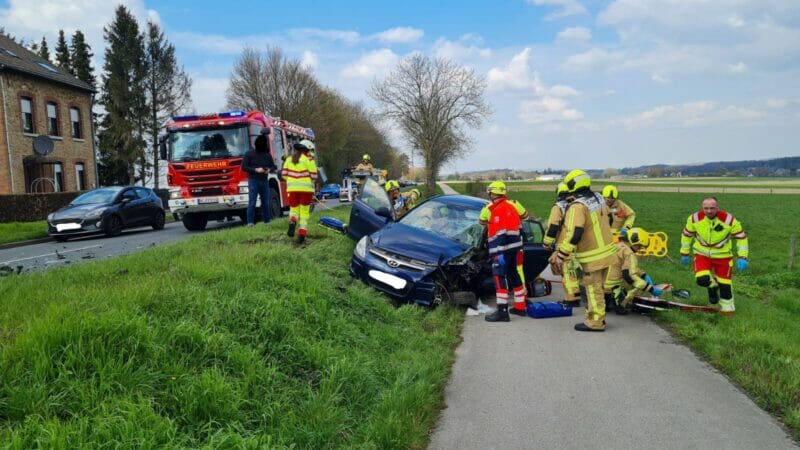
607, 198, 636, 232
557, 192, 618, 272
281, 154, 318, 193
681, 210, 748, 259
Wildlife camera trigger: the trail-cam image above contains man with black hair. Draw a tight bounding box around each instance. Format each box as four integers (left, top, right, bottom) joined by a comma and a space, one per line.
241, 134, 277, 227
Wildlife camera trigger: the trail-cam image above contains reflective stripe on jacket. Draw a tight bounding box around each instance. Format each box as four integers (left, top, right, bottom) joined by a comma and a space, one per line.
680, 210, 748, 259
558, 192, 617, 271
485, 198, 523, 255
607, 198, 636, 231
281, 153, 318, 193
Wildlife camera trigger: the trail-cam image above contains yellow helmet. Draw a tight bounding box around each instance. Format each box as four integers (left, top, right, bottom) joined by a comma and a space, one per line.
556, 182, 569, 196
602, 185, 618, 199
294, 139, 315, 151
487, 181, 507, 196
628, 227, 650, 247
362, 153, 371, 161
384, 180, 400, 192
563, 169, 590, 193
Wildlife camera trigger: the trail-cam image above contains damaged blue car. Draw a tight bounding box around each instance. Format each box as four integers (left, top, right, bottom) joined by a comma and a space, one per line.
347, 178, 551, 307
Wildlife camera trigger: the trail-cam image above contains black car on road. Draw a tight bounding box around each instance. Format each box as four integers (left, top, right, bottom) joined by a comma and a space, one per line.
47, 186, 166, 241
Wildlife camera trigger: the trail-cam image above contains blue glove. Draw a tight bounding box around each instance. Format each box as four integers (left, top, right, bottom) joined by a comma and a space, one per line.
681, 255, 690, 265
497, 254, 506, 267
643, 274, 654, 285
651, 286, 663, 296
737, 258, 748, 271
619, 228, 628, 237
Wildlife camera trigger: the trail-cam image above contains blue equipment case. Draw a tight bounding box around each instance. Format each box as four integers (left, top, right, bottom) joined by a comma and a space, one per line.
527, 301, 573, 319
318, 216, 347, 234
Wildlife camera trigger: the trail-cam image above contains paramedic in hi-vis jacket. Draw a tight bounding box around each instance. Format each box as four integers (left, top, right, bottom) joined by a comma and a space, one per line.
680, 197, 748, 316
551, 170, 618, 332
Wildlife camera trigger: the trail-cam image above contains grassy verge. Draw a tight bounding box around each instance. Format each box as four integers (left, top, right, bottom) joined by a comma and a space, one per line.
456, 185, 800, 438
0, 207, 464, 448
0, 222, 48, 245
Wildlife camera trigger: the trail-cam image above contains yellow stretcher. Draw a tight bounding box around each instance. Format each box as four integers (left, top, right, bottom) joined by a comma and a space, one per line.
612, 230, 669, 257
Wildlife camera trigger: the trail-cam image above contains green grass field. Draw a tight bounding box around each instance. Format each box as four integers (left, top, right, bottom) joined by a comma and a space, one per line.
0, 207, 463, 448
450, 184, 800, 437
0, 222, 48, 245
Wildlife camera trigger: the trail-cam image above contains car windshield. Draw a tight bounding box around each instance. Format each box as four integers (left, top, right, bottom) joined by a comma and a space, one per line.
169, 125, 249, 162
400, 199, 485, 247
70, 188, 120, 205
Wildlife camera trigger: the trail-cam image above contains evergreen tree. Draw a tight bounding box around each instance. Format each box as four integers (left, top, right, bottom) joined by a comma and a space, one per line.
144, 21, 192, 189
54, 29, 71, 73
37, 36, 50, 61
70, 30, 96, 88
97, 5, 148, 186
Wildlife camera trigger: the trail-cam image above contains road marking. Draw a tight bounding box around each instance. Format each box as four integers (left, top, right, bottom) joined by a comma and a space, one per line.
0, 244, 103, 265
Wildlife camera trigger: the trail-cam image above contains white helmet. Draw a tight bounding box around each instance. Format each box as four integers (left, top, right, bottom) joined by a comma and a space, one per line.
294, 139, 315, 151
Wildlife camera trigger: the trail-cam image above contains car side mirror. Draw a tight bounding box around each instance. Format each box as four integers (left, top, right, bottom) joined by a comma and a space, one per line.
121, 196, 133, 204
375, 206, 392, 218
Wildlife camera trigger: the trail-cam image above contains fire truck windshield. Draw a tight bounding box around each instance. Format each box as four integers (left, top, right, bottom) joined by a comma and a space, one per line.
169, 124, 249, 162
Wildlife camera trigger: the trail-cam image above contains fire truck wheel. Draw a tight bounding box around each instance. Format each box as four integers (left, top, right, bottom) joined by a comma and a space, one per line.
182, 213, 208, 231
269, 188, 282, 218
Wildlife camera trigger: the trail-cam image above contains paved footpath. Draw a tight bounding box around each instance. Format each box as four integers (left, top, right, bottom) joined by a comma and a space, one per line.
431, 183, 797, 449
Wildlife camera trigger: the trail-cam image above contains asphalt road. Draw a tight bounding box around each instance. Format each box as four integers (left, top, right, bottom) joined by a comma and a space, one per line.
0, 198, 342, 274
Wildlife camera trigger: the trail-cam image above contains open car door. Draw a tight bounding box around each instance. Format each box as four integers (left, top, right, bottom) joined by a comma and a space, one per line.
346, 177, 395, 240
521, 219, 551, 280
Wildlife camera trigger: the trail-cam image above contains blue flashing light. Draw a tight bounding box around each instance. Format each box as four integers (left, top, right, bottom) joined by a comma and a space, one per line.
172, 114, 199, 122
219, 110, 246, 118
305, 128, 315, 139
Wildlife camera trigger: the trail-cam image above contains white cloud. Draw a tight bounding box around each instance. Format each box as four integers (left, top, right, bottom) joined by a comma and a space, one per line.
172, 32, 247, 55
431, 34, 492, 61
766, 98, 788, 108
519, 96, 583, 124
651, 74, 670, 83
556, 26, 591, 42
622, 101, 765, 129
487, 48, 537, 90
288, 28, 360, 44
301, 51, 319, 70
728, 61, 748, 73
191, 77, 229, 114
527, 0, 588, 20
564, 48, 626, 72
340, 49, 399, 79
373, 27, 424, 43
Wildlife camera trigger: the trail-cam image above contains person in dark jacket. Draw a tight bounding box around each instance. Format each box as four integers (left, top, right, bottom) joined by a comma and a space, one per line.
241, 135, 277, 226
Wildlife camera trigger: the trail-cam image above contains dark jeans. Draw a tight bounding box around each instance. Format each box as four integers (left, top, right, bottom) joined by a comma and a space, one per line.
247, 178, 271, 224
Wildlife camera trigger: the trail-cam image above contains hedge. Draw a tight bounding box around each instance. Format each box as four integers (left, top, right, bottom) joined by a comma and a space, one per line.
0, 189, 170, 223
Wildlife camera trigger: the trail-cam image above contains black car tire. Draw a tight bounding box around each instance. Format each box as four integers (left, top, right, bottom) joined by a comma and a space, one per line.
53, 235, 69, 242
104, 215, 123, 237
269, 188, 282, 219
182, 213, 208, 231
152, 210, 166, 230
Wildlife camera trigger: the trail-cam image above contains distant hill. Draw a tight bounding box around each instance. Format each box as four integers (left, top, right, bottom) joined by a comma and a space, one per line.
446, 156, 800, 180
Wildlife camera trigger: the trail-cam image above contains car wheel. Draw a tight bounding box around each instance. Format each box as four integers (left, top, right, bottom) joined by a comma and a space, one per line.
104, 215, 123, 237
152, 210, 166, 230
53, 235, 69, 242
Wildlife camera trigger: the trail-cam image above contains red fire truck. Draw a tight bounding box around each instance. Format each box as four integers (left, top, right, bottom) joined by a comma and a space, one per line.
159, 110, 315, 231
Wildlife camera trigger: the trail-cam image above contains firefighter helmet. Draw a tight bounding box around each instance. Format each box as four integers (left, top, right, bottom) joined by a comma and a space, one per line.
294, 139, 315, 151
564, 169, 590, 193
602, 185, 618, 199
362, 153, 371, 161
628, 227, 650, 247
487, 181, 507, 196
385, 180, 400, 192
556, 182, 569, 196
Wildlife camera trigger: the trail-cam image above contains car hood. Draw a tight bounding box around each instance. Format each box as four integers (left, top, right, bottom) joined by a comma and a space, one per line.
51, 203, 110, 219
371, 222, 468, 265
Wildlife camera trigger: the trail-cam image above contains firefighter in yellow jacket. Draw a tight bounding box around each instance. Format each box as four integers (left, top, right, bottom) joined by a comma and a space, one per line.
602, 185, 636, 235
551, 170, 618, 332
680, 197, 748, 315
281, 139, 318, 244
604, 227, 662, 315
385, 180, 420, 219
354, 154, 375, 174
543, 183, 580, 306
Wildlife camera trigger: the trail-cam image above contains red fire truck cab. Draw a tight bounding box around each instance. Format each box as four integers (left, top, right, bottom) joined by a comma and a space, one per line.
160, 110, 315, 231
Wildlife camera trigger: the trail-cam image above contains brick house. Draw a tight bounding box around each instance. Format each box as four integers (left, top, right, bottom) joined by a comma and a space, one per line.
0, 33, 96, 194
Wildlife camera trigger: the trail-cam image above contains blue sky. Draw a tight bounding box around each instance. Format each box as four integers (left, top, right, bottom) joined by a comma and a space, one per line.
3, 0, 799, 172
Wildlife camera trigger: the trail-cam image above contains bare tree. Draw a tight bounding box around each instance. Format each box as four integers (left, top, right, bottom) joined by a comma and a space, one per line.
370, 54, 490, 193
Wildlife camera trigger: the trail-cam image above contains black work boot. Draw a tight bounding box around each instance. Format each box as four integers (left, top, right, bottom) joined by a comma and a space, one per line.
296, 234, 306, 245
561, 299, 580, 308
708, 287, 720, 304
509, 307, 527, 317
574, 323, 605, 332
287, 221, 296, 237
485, 304, 510, 322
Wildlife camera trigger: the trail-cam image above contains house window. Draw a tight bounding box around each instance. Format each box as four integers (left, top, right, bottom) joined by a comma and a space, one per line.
21, 97, 34, 133
53, 163, 63, 192
46, 102, 59, 136
70, 107, 82, 138
75, 163, 86, 191
23, 161, 63, 193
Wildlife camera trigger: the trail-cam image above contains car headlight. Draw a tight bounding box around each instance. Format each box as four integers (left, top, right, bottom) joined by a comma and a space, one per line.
47, 213, 54, 222
239, 185, 249, 194
355, 236, 368, 260
85, 209, 104, 220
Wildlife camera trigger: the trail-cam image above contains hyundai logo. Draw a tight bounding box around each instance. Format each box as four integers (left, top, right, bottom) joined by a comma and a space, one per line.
386, 258, 400, 268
